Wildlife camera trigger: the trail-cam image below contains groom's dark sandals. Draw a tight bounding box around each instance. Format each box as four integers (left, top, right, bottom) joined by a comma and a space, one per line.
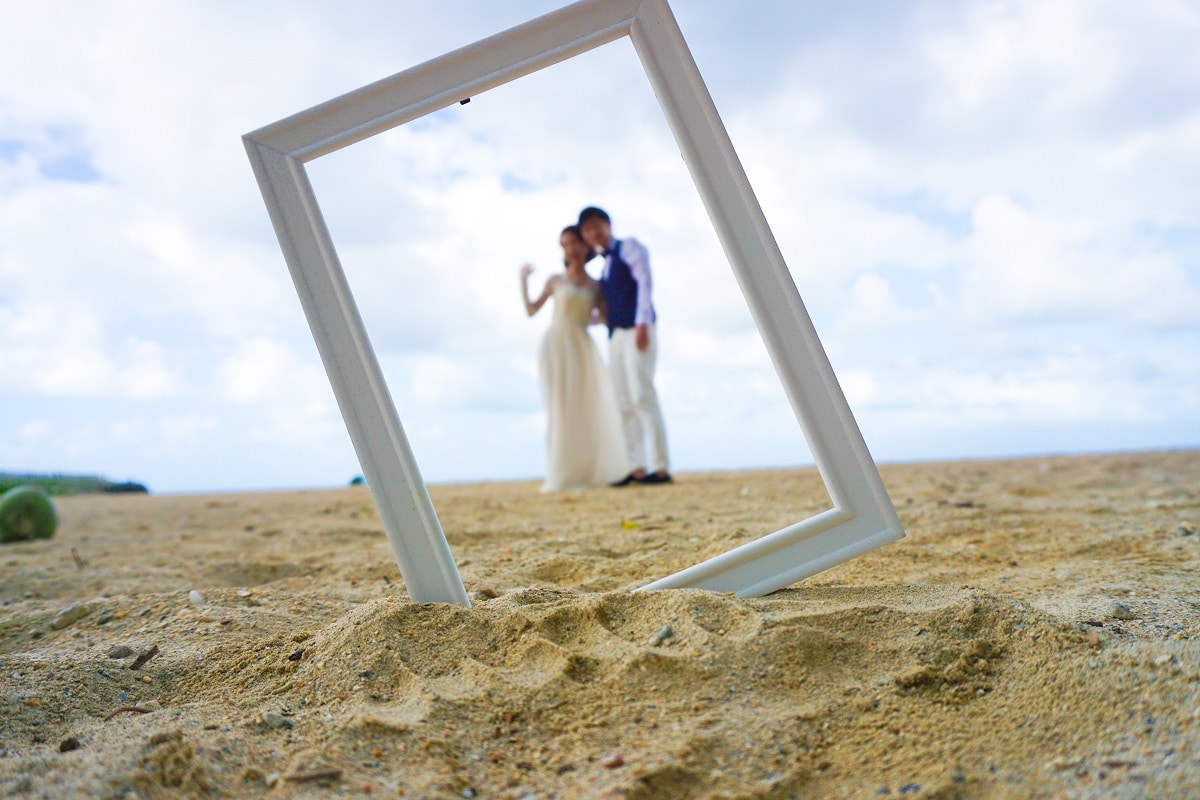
610, 473, 638, 487
636, 472, 673, 485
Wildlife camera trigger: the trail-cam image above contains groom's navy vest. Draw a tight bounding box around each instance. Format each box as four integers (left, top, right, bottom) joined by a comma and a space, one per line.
600, 239, 641, 337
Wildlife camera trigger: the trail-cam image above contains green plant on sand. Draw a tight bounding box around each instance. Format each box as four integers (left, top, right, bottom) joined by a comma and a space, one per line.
0, 485, 59, 543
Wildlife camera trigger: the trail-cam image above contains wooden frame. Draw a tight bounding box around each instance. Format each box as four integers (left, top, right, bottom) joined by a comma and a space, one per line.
243, 0, 904, 606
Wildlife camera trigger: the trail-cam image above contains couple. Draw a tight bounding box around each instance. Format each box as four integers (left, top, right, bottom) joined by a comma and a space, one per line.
520, 206, 671, 492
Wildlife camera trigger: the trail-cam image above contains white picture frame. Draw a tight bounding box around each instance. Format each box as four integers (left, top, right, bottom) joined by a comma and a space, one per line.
243, 0, 905, 606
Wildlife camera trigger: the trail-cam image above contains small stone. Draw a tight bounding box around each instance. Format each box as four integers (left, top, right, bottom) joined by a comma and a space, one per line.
188, 590, 205, 606
474, 588, 500, 600
1178, 525, 1195, 537
462, 790, 477, 799
601, 752, 625, 769
50, 603, 92, 630
1086, 631, 1101, 648
59, 737, 81, 753
108, 645, 135, 659
1110, 601, 1136, 621
649, 625, 674, 646
262, 711, 294, 729
265, 773, 280, 788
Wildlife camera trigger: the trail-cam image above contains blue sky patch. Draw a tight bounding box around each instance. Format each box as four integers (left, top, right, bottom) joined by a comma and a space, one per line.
500, 172, 536, 193
869, 188, 971, 238
39, 152, 102, 182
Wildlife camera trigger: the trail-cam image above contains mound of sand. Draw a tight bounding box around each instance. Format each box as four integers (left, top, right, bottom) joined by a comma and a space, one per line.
1, 450, 1197, 798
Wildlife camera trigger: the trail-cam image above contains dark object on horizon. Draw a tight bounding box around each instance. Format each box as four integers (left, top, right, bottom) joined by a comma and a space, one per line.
102, 481, 150, 494
459, 97, 470, 105
0, 485, 58, 543
349, 476, 366, 486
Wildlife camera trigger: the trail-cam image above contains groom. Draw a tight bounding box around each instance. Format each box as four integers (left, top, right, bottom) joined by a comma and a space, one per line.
578, 206, 671, 486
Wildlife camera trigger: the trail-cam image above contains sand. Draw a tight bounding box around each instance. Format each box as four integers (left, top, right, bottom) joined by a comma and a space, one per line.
1, 450, 1198, 799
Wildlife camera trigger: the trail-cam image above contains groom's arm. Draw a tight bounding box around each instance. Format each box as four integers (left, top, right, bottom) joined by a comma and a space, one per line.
623, 239, 654, 350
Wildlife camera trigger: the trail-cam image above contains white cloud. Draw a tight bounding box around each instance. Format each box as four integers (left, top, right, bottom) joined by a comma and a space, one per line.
156, 414, 220, 448
18, 421, 53, 442
215, 336, 341, 446
0, 305, 181, 398
960, 194, 1200, 329
216, 336, 323, 404
841, 273, 924, 332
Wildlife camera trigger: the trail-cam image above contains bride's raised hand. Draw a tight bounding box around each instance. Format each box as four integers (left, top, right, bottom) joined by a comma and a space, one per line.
520, 263, 535, 280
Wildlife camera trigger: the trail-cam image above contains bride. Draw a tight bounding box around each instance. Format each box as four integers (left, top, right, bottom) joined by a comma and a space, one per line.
520, 225, 630, 491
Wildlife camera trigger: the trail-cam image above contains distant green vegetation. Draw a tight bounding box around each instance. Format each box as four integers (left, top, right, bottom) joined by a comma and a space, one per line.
0, 473, 148, 496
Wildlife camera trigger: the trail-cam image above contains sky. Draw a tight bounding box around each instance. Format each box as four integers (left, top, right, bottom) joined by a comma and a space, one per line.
1, 0, 1197, 494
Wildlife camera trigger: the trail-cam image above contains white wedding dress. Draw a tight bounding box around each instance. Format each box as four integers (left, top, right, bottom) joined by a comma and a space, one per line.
538, 280, 630, 491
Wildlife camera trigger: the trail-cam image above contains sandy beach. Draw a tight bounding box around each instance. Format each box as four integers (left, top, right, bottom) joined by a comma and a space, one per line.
1, 449, 1198, 799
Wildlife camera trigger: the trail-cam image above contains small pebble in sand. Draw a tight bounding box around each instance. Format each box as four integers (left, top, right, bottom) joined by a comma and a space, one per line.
1110, 601, 1136, 620
58, 737, 81, 753
50, 603, 91, 630
188, 590, 205, 606
650, 626, 674, 647
265, 773, 280, 788
601, 753, 625, 769
262, 711, 295, 729
107, 645, 135, 659
474, 588, 500, 600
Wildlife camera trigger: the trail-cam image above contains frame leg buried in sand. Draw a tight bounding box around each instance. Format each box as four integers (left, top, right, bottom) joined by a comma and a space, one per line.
244, 0, 905, 606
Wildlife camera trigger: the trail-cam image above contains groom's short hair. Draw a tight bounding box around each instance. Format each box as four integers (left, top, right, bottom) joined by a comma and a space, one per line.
578, 206, 610, 226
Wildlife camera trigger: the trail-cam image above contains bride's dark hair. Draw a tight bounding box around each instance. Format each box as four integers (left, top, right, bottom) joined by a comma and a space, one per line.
561, 224, 597, 267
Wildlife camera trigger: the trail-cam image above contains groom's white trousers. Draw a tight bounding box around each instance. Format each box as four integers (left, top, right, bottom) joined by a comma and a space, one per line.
608, 325, 669, 474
